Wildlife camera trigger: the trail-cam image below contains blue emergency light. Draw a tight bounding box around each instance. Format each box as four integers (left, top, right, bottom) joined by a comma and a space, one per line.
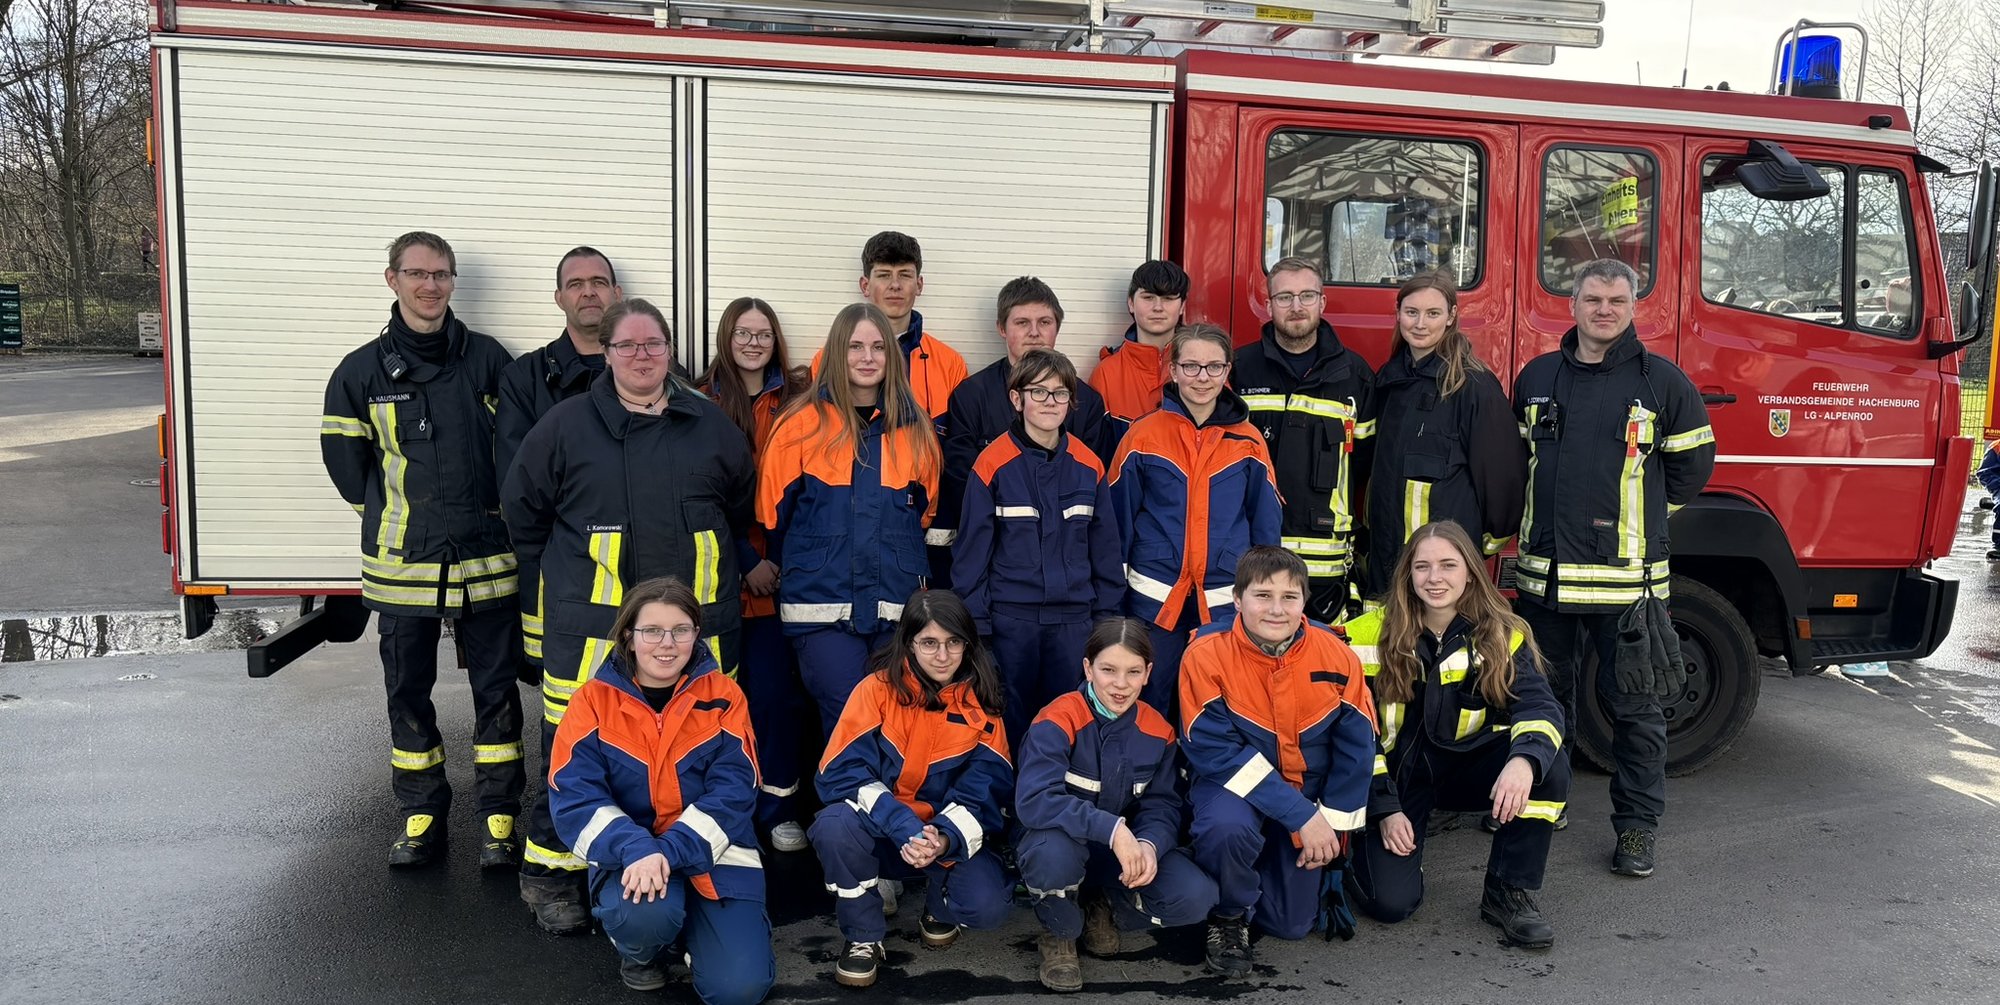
1780, 34, 1843, 99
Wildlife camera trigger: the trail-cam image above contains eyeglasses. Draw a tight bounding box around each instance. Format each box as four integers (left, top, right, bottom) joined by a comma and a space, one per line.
399, 269, 456, 284
633, 625, 697, 645
731, 328, 776, 346
1019, 386, 1073, 404
1174, 361, 1229, 379
914, 637, 967, 656
1270, 291, 1322, 308
609, 340, 670, 358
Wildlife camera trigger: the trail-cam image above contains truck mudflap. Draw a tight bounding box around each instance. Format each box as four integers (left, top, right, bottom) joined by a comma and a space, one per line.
1806, 569, 1959, 667
247, 596, 370, 678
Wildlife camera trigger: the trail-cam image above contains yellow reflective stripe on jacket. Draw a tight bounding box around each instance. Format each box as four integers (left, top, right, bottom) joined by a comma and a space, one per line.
1403, 479, 1431, 544
473, 741, 524, 764
1454, 707, 1487, 740
1481, 532, 1512, 556
370, 401, 411, 552
549, 636, 613, 724
363, 553, 443, 582
1353, 417, 1378, 439
693, 529, 721, 606
1518, 799, 1567, 822
1617, 403, 1652, 562
524, 839, 587, 871
1511, 719, 1563, 751
1378, 701, 1403, 752
1282, 535, 1350, 578
1246, 391, 1362, 537
1519, 404, 1541, 549
1372, 753, 1388, 777
588, 531, 624, 607
1660, 424, 1715, 452
391, 746, 444, 771
321, 415, 371, 438
522, 574, 545, 659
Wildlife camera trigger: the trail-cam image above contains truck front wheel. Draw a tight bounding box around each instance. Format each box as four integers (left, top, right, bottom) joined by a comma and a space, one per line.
1574, 575, 1761, 777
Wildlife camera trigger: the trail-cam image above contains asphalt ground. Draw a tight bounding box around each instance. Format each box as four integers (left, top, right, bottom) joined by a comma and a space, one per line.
4, 355, 2000, 1004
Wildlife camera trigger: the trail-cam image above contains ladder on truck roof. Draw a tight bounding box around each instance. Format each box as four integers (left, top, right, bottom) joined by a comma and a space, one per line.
389, 0, 1604, 64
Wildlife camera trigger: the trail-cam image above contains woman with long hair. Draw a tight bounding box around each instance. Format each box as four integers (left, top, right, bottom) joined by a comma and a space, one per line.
808, 590, 1013, 988
547, 577, 775, 1000
757, 302, 942, 738
1108, 322, 1281, 718
700, 297, 814, 854
1360, 270, 1526, 602
1342, 520, 1570, 949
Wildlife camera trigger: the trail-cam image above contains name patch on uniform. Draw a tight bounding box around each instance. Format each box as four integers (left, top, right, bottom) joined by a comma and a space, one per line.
1238, 385, 1274, 395
367, 393, 413, 403
585, 524, 627, 533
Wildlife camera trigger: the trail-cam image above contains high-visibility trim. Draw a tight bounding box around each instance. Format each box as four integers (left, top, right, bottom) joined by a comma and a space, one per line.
1349, 644, 1380, 667
541, 671, 582, 702
994, 506, 1041, 518
473, 741, 524, 764
925, 528, 958, 547
693, 529, 721, 606
877, 600, 905, 621
706, 634, 726, 675
1403, 479, 1431, 544
1518, 800, 1567, 823
1455, 707, 1487, 739
1224, 754, 1275, 798
362, 553, 442, 582
370, 401, 410, 552
1660, 425, 1716, 452
1379, 701, 1404, 753
320, 414, 371, 438
1126, 567, 1174, 603
1282, 535, 1349, 557
587, 531, 625, 607
717, 845, 764, 869
543, 696, 568, 725
574, 804, 629, 860
1551, 582, 1671, 606
465, 574, 518, 604
1318, 803, 1366, 830
1025, 882, 1080, 899
854, 781, 891, 813
460, 552, 519, 578
390, 745, 444, 771
1511, 719, 1563, 751
939, 803, 985, 858
1353, 418, 1378, 439
574, 637, 613, 694
1063, 771, 1102, 792
678, 804, 732, 861
1482, 532, 1512, 556
1556, 560, 1671, 583
1516, 552, 1552, 573
523, 839, 587, 871
1202, 584, 1233, 608
1061, 505, 1095, 519
1616, 403, 1654, 562
364, 581, 461, 608
1241, 392, 1358, 423
826, 877, 880, 898
1519, 405, 1541, 548
1372, 753, 1388, 777
759, 781, 800, 798
781, 602, 852, 622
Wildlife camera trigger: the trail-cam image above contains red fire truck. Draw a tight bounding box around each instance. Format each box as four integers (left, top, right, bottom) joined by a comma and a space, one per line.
148, 0, 1990, 773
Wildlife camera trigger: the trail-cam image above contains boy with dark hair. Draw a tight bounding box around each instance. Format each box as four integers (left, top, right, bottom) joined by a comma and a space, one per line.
856, 230, 967, 423
1093, 260, 1189, 436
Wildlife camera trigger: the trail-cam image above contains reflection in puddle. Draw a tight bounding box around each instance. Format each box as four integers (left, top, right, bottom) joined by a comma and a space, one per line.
0, 608, 290, 663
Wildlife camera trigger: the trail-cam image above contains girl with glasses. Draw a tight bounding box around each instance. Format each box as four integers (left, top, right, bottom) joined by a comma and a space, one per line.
810, 589, 1013, 988
757, 303, 942, 745
699, 297, 815, 856
950, 349, 1124, 751
1360, 271, 1526, 604
1107, 323, 1281, 718
547, 577, 776, 999
502, 298, 757, 915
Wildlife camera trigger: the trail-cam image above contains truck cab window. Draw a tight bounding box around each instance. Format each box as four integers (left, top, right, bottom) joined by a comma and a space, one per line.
1539, 147, 1658, 295
1264, 130, 1483, 288
1855, 169, 1918, 336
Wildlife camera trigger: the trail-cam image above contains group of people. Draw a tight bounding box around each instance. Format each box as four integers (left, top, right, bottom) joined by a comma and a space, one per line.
319, 228, 1718, 999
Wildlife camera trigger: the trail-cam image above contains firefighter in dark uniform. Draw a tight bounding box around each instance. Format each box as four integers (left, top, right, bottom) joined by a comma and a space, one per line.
501, 297, 755, 932
492, 246, 620, 933
1511, 258, 1715, 879
319, 231, 525, 869
1231, 256, 1376, 623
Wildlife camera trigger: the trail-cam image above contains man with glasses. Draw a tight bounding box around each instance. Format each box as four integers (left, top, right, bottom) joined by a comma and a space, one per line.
935, 277, 1114, 588
320, 231, 526, 870
1231, 256, 1375, 623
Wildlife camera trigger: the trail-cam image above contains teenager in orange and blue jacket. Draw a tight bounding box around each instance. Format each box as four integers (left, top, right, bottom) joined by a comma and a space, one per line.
1179, 548, 1377, 977
1109, 323, 1281, 718
1014, 617, 1219, 992
808, 590, 1014, 989
758, 303, 942, 738
952, 348, 1123, 751
547, 577, 774, 1002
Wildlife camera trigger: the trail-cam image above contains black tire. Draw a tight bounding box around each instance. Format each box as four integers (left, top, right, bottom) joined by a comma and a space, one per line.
1573, 575, 1760, 777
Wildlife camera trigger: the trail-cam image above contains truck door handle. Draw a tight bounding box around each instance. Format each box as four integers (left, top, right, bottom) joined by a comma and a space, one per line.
1701, 391, 1737, 406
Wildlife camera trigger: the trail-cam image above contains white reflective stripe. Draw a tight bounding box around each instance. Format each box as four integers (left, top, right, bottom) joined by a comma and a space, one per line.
1063, 771, 1103, 793
877, 600, 905, 621
717, 844, 765, 869
759, 781, 800, 798
1062, 505, 1096, 519
1515, 552, 1552, 573
678, 805, 731, 861
827, 877, 880, 898
574, 804, 629, 860
1224, 754, 1275, 798
925, 528, 959, 546
1126, 566, 1174, 602
1282, 536, 1344, 556
780, 602, 851, 622
940, 803, 985, 858
854, 781, 891, 814
1025, 882, 1080, 899
1133, 781, 1148, 796
994, 506, 1041, 518
1348, 644, 1379, 665
1319, 803, 1367, 830
1716, 453, 1932, 467
523, 840, 587, 871
1203, 585, 1234, 608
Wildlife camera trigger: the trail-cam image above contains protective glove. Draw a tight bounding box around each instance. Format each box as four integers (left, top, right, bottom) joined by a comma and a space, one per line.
1315, 856, 1358, 942
1613, 598, 1654, 695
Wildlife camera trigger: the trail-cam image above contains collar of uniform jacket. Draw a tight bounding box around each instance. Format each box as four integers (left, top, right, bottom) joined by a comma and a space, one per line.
588, 369, 706, 439
598, 643, 722, 704
1160, 378, 1252, 428
380, 303, 467, 383
1375, 341, 1442, 389
899, 309, 928, 356
1252, 319, 1360, 379
545, 330, 599, 393
1558, 324, 1645, 370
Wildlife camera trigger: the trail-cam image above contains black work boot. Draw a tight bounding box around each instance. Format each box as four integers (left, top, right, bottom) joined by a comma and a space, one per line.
834, 940, 884, 987
1480, 875, 1555, 949
532, 900, 591, 935
478, 814, 520, 870
1611, 828, 1657, 878
619, 954, 667, 991
1203, 911, 1252, 978
388, 813, 445, 868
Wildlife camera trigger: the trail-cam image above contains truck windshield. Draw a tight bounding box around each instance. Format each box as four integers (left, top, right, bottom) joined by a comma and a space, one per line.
1264, 129, 1483, 289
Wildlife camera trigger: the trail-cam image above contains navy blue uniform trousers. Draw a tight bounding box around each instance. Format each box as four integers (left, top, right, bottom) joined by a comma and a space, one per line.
591, 872, 775, 1005
808, 802, 1012, 944
989, 608, 1092, 753
1017, 827, 1218, 939
741, 615, 811, 828
1187, 778, 1327, 940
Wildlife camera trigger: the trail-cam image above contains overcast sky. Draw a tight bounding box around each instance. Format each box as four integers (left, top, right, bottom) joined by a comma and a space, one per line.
1409, 0, 1873, 90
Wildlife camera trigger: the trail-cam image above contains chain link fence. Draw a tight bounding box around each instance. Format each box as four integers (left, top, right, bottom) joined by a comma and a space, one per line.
0, 272, 161, 352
